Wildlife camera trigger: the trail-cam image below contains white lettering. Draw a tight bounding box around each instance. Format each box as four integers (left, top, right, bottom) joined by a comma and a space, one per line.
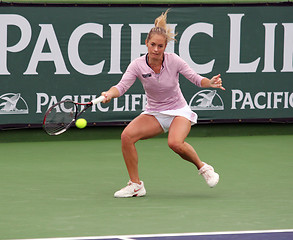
79, 95, 91, 111
109, 24, 123, 74
60, 95, 74, 113
97, 103, 109, 112
179, 23, 214, 74
273, 92, 283, 109
0, 14, 31, 75
113, 98, 124, 111
284, 92, 289, 108
142, 94, 147, 111
231, 89, 243, 109
231, 89, 293, 110
130, 24, 152, 61
131, 94, 141, 111
1, 14, 292, 76
68, 23, 105, 75
241, 93, 255, 109
227, 14, 260, 73
90, 95, 98, 112
262, 23, 277, 72
267, 92, 272, 109
48, 95, 58, 108
254, 92, 266, 109
281, 23, 293, 72
36, 93, 49, 113
24, 24, 69, 75
124, 94, 130, 111
290, 93, 293, 107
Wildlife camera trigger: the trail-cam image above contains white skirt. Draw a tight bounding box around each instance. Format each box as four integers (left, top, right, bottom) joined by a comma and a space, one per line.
141, 105, 198, 132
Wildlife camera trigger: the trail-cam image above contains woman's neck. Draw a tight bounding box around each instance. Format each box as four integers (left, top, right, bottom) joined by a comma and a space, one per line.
147, 54, 164, 70
148, 58, 162, 67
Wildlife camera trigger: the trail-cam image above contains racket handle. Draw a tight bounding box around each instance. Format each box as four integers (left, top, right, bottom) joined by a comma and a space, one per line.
91, 95, 105, 105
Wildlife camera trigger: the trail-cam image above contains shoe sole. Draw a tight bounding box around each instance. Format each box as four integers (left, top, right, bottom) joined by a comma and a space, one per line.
114, 189, 146, 198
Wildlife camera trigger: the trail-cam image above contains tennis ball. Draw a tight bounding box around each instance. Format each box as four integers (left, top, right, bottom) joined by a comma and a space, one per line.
75, 118, 87, 129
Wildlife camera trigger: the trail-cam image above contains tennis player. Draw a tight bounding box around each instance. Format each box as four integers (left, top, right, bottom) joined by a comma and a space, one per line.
101, 9, 225, 198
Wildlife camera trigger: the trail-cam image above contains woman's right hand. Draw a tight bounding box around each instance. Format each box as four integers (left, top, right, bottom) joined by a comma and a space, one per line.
101, 87, 120, 103
101, 91, 112, 103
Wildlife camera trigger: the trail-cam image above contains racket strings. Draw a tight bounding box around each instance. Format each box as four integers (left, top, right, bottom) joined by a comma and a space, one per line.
43, 101, 77, 135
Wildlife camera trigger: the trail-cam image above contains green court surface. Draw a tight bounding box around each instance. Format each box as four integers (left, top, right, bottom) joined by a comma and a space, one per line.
0, 123, 293, 239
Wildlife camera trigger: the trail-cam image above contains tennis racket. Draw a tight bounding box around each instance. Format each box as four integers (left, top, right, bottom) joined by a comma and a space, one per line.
43, 95, 105, 136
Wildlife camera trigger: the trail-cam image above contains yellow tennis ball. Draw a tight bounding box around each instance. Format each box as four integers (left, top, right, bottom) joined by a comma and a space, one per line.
75, 118, 87, 129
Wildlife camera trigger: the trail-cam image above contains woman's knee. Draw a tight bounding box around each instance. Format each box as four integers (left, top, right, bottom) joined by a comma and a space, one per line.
121, 129, 134, 145
168, 139, 183, 154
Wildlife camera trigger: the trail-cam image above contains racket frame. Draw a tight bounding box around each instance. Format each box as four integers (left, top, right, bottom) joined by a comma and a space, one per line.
43, 96, 105, 136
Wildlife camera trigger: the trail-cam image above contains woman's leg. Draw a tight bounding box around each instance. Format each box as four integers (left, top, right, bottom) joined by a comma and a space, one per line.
121, 114, 164, 183
168, 116, 204, 170
168, 116, 219, 187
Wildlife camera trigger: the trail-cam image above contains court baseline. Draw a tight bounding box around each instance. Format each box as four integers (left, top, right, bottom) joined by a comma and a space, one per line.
16, 229, 293, 240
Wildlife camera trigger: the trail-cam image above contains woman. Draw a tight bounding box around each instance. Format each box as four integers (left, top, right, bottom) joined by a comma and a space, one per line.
101, 9, 225, 198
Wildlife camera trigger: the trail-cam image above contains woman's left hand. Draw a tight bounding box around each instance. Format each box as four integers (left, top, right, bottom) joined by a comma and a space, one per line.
210, 74, 225, 90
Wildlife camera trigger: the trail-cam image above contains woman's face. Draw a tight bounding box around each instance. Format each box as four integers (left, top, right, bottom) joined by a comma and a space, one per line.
145, 33, 167, 62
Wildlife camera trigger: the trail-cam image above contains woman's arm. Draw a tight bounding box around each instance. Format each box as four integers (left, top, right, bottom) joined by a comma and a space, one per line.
101, 86, 120, 103
100, 59, 139, 103
201, 74, 225, 90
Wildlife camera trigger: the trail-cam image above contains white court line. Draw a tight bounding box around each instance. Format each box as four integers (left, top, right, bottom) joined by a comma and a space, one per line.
12, 229, 293, 240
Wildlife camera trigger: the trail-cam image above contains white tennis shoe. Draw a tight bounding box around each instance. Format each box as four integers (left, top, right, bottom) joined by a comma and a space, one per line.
199, 163, 219, 187
114, 180, 146, 198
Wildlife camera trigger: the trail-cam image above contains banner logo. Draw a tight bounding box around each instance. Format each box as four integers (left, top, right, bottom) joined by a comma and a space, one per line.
189, 90, 224, 111
0, 93, 29, 114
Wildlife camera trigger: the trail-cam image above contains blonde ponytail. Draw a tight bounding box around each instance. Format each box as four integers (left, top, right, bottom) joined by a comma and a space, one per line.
146, 9, 177, 44
154, 9, 169, 30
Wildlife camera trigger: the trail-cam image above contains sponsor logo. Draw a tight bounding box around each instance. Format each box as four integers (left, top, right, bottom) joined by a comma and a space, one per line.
142, 73, 152, 78
134, 188, 142, 193
0, 93, 29, 114
36, 93, 147, 113
189, 90, 224, 111
231, 89, 293, 109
